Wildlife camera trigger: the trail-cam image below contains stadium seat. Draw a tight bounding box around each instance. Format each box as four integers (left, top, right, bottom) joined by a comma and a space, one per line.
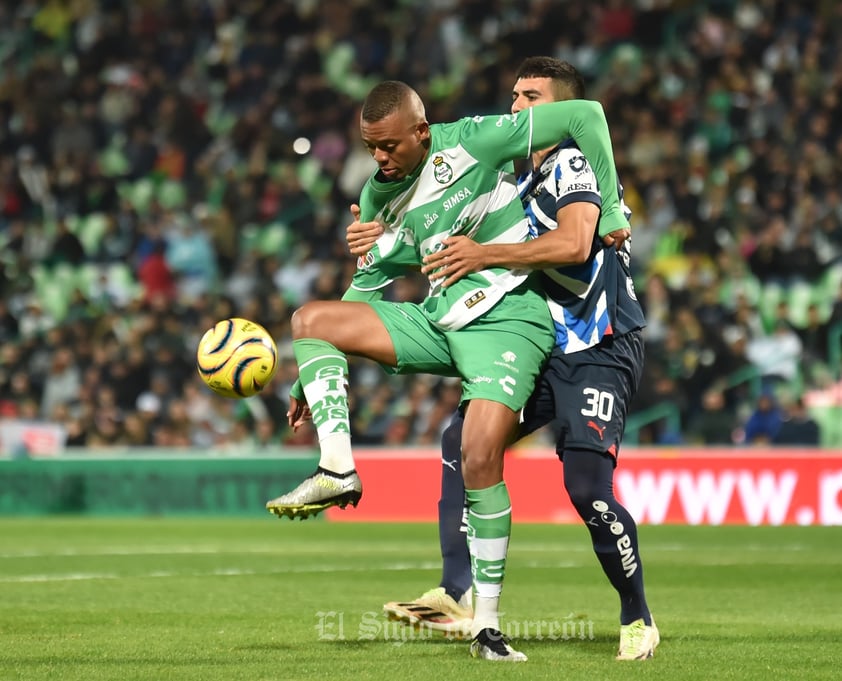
77, 213, 109, 256
99, 142, 130, 177
30, 263, 49, 291
36, 277, 71, 320
75, 263, 101, 298
52, 262, 76, 287
816, 264, 842, 317
296, 158, 332, 201
127, 178, 156, 214
257, 222, 293, 256
808, 406, 842, 447
204, 100, 237, 137
758, 283, 784, 332
157, 179, 187, 210
786, 281, 813, 328
107, 263, 142, 306
63, 215, 82, 248
719, 274, 761, 308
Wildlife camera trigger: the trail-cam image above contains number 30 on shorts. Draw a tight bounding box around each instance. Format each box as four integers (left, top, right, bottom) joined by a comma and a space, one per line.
580, 387, 614, 421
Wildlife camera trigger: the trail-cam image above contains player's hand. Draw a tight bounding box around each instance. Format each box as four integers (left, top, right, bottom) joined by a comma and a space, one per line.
346, 203, 384, 256
421, 236, 487, 288
602, 228, 630, 251
287, 396, 312, 431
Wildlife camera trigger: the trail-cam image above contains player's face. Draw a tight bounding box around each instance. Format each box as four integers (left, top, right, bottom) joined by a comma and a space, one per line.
511, 77, 557, 113
360, 110, 430, 180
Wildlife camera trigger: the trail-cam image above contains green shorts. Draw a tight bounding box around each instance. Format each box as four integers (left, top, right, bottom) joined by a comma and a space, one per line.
369, 283, 554, 411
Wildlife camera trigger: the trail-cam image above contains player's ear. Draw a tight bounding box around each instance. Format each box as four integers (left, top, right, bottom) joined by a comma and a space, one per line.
415, 121, 430, 143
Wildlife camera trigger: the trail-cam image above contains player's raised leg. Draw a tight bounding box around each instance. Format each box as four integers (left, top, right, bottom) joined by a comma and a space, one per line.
266, 301, 397, 519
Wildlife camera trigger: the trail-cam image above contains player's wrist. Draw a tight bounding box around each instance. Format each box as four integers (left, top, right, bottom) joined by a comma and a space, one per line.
598, 207, 629, 236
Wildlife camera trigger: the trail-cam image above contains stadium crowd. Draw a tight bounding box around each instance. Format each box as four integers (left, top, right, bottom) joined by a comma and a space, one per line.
1, 0, 841, 452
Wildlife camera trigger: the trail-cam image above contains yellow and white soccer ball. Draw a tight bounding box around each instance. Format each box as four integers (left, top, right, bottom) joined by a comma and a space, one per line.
196, 317, 278, 398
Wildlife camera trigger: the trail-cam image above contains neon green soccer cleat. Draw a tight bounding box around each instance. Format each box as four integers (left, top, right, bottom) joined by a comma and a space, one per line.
266, 468, 362, 520
616, 617, 660, 660
383, 586, 473, 638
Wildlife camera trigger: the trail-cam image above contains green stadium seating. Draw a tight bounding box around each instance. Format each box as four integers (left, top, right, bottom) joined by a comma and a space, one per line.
257, 222, 293, 256
77, 213, 109, 256
157, 179, 187, 210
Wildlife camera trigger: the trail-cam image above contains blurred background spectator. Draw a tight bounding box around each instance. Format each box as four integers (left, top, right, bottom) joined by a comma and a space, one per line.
774, 395, 820, 445
739, 391, 783, 445
1, 0, 841, 451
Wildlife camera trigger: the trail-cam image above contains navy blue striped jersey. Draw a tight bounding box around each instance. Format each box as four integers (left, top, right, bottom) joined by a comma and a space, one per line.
517, 140, 646, 353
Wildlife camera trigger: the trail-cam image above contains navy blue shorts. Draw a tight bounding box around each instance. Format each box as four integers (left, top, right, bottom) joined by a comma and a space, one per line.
520, 330, 644, 461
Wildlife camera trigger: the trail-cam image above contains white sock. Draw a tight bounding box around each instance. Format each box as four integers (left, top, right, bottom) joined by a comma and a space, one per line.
459, 586, 473, 610
319, 432, 355, 475
471, 595, 500, 638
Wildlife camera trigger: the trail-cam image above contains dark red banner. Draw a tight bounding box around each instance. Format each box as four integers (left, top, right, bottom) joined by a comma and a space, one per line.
326, 448, 842, 525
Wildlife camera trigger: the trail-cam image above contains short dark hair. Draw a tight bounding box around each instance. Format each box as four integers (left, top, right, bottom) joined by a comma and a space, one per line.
361, 81, 414, 122
515, 56, 585, 99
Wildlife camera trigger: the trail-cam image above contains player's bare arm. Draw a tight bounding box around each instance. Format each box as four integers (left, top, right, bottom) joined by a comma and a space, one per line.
421, 201, 599, 288
344, 201, 624, 261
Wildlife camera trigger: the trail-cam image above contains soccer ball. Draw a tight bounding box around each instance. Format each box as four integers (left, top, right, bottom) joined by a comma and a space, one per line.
196, 318, 278, 398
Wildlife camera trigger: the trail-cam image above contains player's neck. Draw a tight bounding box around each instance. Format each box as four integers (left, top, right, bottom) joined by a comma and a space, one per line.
395, 144, 431, 182
531, 145, 554, 170
412, 140, 432, 176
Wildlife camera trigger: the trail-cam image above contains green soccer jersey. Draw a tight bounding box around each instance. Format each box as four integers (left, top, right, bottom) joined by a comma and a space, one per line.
345, 99, 624, 330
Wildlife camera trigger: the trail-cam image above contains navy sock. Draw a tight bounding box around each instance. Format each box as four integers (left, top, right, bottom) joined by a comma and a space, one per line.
563, 449, 651, 625
438, 410, 471, 602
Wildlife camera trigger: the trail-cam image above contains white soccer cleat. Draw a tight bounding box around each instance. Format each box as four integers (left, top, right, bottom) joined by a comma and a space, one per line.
383, 586, 473, 638
616, 617, 660, 660
266, 468, 362, 520
469, 627, 528, 662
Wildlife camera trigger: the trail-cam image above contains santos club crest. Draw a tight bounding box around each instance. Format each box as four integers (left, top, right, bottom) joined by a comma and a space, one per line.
432, 155, 453, 184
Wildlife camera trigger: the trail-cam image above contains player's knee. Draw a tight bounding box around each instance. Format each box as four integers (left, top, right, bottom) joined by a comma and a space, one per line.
461, 455, 501, 487
461, 429, 505, 461
563, 450, 614, 513
564, 477, 601, 513
290, 305, 311, 339
290, 303, 328, 339
461, 439, 505, 486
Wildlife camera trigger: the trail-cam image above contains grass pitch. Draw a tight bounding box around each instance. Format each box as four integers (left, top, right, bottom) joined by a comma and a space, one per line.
0, 518, 839, 681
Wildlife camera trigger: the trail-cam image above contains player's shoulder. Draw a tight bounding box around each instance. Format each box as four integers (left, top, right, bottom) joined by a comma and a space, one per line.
552, 143, 592, 171
533, 142, 589, 178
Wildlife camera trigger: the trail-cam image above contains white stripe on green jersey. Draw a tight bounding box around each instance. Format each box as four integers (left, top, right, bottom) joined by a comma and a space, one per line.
348, 100, 623, 331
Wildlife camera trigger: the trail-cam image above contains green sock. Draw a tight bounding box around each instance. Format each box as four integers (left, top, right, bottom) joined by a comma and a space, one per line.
465, 481, 512, 600
293, 339, 353, 472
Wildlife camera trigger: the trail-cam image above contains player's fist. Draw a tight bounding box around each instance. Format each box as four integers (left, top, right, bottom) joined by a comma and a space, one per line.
346, 204, 384, 256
